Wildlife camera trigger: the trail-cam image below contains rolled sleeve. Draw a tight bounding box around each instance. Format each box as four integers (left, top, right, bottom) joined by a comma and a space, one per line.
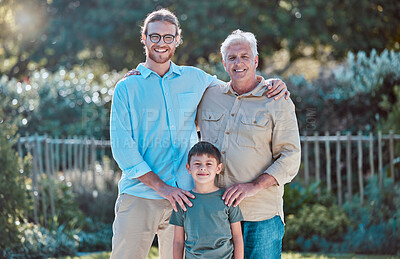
265, 99, 301, 186
110, 80, 152, 179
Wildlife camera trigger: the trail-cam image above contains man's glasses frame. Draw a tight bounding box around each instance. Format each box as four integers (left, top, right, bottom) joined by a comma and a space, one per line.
147, 33, 176, 44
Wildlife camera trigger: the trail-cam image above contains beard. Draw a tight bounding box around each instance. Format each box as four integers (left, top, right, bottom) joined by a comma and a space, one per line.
146, 46, 176, 64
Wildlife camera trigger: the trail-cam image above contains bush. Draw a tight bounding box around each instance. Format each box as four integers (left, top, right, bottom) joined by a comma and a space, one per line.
284, 203, 350, 252
342, 176, 400, 254
0, 67, 123, 139
0, 103, 29, 252
3, 222, 78, 259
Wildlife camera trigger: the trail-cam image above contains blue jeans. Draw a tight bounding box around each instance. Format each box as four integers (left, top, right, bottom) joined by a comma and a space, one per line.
242, 215, 285, 259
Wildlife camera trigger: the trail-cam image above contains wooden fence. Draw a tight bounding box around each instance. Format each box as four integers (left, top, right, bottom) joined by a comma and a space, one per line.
17, 134, 119, 226
17, 131, 400, 226
301, 130, 400, 206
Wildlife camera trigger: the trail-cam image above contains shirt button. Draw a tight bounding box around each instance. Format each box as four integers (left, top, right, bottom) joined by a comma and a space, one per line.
226, 131, 230, 135
253, 121, 257, 124
222, 151, 225, 154
231, 113, 234, 117
171, 125, 175, 128
168, 108, 172, 112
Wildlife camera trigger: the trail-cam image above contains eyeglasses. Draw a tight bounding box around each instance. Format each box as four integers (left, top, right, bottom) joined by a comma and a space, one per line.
147, 33, 176, 44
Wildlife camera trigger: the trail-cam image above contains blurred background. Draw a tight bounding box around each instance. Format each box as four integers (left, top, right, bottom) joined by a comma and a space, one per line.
1, 0, 400, 258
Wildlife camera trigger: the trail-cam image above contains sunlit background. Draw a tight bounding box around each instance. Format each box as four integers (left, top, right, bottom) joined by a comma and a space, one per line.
1, 0, 400, 258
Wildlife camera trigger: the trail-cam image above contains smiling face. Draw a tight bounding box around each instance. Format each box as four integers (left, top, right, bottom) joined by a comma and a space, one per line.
142, 21, 178, 65
186, 154, 222, 187
223, 41, 258, 86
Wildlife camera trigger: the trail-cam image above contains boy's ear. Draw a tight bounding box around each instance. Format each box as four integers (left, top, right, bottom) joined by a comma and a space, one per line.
216, 163, 223, 174
186, 163, 191, 173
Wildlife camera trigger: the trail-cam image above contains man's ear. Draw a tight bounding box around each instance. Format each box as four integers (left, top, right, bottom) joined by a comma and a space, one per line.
255, 55, 259, 68
175, 35, 181, 47
141, 33, 146, 44
222, 54, 227, 72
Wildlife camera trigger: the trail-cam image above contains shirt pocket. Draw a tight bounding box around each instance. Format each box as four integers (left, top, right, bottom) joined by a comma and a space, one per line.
236, 114, 269, 148
200, 111, 225, 143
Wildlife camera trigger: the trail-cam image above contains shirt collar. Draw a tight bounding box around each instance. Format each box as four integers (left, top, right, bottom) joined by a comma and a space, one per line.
223, 75, 268, 97
136, 61, 182, 79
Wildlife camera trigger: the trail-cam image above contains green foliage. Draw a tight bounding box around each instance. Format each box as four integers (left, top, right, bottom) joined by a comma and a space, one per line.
341, 176, 400, 254
288, 49, 400, 132
283, 176, 400, 254
0, 68, 123, 138
284, 204, 350, 252
3, 223, 78, 259
77, 220, 112, 252
2, 0, 399, 78
0, 104, 29, 251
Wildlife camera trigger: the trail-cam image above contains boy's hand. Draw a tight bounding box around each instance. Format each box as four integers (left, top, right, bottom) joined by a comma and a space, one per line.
266, 78, 290, 100
158, 185, 195, 212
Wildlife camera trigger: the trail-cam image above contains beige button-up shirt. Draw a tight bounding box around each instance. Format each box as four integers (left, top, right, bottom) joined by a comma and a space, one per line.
197, 76, 301, 222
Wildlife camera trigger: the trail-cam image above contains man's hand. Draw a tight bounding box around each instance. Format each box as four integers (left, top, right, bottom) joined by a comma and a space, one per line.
222, 183, 262, 207
137, 171, 195, 212
158, 184, 195, 212
123, 69, 141, 78
266, 78, 290, 100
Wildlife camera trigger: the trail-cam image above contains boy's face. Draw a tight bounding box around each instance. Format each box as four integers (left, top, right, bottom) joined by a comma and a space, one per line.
186, 154, 222, 185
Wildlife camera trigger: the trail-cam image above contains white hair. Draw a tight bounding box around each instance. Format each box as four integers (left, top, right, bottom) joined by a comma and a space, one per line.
220, 29, 258, 60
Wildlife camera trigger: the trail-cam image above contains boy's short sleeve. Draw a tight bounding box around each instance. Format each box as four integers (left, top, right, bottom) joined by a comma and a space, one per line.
169, 206, 184, 227
228, 205, 243, 223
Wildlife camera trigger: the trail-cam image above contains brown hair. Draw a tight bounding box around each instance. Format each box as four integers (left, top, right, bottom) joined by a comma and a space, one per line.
141, 9, 183, 46
187, 141, 222, 164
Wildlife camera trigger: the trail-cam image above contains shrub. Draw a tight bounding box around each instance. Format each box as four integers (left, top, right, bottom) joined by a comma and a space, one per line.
342, 176, 400, 254
0, 103, 29, 252
284, 203, 350, 252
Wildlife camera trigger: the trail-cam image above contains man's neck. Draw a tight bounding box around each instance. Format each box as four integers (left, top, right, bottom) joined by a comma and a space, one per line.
143, 59, 171, 77
231, 77, 260, 95
192, 184, 219, 194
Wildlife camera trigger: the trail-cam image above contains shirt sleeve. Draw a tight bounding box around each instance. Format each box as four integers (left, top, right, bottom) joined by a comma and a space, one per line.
228, 205, 244, 223
265, 98, 301, 186
169, 206, 185, 227
110, 80, 152, 179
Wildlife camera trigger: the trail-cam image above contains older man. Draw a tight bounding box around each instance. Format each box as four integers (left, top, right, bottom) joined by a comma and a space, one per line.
111, 10, 289, 259
197, 30, 301, 258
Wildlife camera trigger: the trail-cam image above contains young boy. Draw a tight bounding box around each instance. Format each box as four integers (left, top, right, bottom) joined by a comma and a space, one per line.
169, 141, 244, 259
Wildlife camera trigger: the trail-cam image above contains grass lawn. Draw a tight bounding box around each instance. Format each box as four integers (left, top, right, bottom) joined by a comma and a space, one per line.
56, 248, 400, 259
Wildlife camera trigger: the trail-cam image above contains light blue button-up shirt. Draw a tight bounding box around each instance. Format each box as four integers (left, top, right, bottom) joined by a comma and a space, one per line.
110, 62, 220, 199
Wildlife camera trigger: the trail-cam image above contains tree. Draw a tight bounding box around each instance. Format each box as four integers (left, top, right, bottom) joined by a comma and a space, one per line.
1, 0, 399, 78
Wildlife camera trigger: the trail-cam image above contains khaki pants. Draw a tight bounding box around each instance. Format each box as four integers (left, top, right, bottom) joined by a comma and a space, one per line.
110, 194, 174, 259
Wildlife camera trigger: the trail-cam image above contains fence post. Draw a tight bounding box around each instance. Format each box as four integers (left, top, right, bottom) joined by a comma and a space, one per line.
314, 132, 320, 195
325, 131, 331, 193
26, 133, 39, 224
84, 136, 89, 188
346, 132, 352, 203
91, 137, 97, 190
18, 137, 23, 158
55, 136, 60, 174
378, 131, 383, 188
389, 130, 395, 180
61, 138, 67, 178
369, 132, 375, 177
336, 131, 342, 206
44, 134, 56, 221
357, 131, 364, 205
35, 133, 48, 227
303, 131, 309, 185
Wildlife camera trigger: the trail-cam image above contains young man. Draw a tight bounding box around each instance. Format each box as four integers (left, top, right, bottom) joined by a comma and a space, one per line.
170, 141, 244, 259
110, 9, 288, 259
197, 30, 301, 258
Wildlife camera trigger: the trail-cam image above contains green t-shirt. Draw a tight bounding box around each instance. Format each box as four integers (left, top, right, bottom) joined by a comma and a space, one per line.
169, 189, 243, 259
